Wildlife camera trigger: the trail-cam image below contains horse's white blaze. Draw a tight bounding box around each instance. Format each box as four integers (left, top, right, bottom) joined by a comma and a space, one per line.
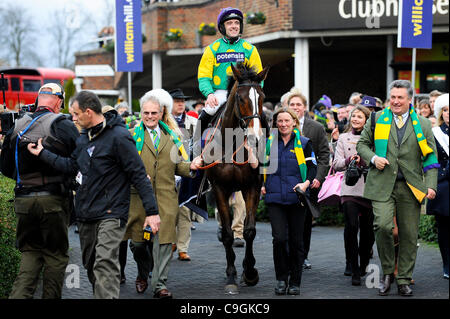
248, 87, 262, 139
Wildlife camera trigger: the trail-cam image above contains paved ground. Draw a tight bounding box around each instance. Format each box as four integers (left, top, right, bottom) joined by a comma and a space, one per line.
34, 219, 448, 300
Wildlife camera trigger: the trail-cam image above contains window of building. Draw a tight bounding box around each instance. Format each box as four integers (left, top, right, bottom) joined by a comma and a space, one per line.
0, 78, 8, 91
23, 79, 41, 92
11, 78, 20, 91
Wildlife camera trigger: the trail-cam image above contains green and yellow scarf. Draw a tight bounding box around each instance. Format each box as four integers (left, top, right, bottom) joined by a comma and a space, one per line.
263, 127, 307, 183
374, 105, 439, 202
132, 120, 189, 161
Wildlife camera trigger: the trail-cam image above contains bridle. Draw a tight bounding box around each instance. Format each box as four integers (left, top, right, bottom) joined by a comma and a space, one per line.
197, 82, 264, 170
235, 82, 262, 129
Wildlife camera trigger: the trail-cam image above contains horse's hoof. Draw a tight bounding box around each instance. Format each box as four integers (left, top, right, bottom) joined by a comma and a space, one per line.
241, 268, 259, 286
224, 284, 239, 295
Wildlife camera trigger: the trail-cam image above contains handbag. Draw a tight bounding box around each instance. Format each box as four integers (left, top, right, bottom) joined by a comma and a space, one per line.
295, 187, 321, 218
317, 166, 344, 206
345, 159, 361, 186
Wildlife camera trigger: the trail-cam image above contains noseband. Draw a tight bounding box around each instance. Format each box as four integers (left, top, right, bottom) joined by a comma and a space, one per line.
235, 83, 262, 129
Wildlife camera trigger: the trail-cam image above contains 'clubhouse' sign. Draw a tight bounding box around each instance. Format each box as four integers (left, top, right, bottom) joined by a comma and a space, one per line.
293, 0, 448, 31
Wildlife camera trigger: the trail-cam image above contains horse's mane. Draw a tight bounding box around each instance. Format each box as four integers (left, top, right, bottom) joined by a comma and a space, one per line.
226, 63, 260, 96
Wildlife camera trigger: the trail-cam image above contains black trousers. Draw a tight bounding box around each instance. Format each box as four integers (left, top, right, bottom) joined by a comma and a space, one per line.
435, 215, 449, 275
129, 240, 154, 280
342, 201, 374, 274
303, 188, 318, 259
119, 240, 128, 277
268, 203, 306, 286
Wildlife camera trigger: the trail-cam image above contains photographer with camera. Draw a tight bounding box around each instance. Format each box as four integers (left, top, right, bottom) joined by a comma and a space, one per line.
27, 91, 161, 299
0, 83, 79, 299
332, 105, 374, 287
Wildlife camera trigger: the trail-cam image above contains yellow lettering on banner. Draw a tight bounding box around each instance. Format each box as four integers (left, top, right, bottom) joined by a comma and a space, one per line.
126, 22, 134, 34
125, 22, 135, 63
413, 24, 422, 36
411, 0, 423, 36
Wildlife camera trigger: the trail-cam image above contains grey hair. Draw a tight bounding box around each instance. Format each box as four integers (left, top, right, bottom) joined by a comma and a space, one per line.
280, 91, 291, 106
389, 80, 414, 98
114, 102, 129, 112
349, 92, 361, 104
139, 88, 173, 115
139, 88, 181, 135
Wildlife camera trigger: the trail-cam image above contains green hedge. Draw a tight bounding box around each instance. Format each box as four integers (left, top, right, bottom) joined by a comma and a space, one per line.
315, 205, 344, 226
0, 175, 20, 299
418, 214, 438, 244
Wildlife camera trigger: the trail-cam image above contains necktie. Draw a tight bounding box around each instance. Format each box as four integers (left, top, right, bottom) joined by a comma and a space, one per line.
397, 115, 404, 129
151, 130, 159, 151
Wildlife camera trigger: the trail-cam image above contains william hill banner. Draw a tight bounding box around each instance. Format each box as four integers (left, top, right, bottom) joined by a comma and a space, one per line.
397, 0, 433, 49
115, 0, 143, 72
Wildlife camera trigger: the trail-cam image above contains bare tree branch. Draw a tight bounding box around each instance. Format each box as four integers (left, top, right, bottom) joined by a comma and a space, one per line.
0, 3, 41, 67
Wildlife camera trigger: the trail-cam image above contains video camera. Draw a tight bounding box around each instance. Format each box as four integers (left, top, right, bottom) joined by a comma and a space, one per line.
0, 71, 36, 135
0, 104, 36, 135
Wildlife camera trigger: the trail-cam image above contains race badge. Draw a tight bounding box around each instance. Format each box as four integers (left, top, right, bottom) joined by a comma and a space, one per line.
216, 52, 245, 64
87, 146, 95, 157
75, 171, 83, 185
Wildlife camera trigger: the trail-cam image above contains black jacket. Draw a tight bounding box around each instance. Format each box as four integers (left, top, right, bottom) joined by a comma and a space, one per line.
39, 111, 159, 224
302, 118, 331, 184
0, 109, 79, 196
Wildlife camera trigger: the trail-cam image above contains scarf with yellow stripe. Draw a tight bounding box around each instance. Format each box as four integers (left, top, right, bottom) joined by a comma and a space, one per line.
132, 120, 189, 161
263, 128, 307, 183
374, 105, 439, 202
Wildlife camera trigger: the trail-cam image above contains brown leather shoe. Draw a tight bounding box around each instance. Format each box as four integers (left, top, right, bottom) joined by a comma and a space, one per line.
172, 243, 177, 252
135, 278, 148, 294
178, 252, 191, 261
378, 274, 395, 296
398, 284, 413, 297
153, 289, 173, 299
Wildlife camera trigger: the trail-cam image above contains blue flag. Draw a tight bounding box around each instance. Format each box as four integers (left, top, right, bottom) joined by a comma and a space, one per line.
397, 0, 433, 49
115, 0, 143, 72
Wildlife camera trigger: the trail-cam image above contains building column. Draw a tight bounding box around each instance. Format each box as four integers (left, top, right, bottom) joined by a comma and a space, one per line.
294, 38, 310, 107
152, 52, 162, 89
386, 35, 395, 98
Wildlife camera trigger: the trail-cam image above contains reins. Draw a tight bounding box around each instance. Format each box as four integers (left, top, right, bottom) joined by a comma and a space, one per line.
197, 118, 222, 170
197, 82, 261, 169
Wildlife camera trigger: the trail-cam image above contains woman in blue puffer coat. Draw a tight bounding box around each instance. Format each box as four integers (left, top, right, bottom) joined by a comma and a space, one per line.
261, 107, 316, 296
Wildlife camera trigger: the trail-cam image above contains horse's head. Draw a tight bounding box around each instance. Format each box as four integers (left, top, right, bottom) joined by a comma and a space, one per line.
230, 63, 269, 141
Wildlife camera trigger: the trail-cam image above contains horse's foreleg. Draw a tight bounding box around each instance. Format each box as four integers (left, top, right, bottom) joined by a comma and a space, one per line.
241, 188, 259, 286
214, 187, 238, 294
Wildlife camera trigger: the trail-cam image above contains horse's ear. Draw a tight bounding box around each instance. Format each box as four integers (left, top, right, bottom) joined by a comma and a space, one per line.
231, 63, 242, 81
257, 66, 270, 83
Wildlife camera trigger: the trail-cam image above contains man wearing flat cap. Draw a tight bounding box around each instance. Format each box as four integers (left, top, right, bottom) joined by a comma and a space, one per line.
169, 88, 198, 261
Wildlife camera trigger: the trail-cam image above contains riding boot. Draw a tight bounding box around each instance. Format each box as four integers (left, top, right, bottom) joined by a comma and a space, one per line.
193, 110, 214, 158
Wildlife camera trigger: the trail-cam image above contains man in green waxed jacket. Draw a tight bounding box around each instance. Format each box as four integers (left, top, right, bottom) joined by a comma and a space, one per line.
357, 80, 438, 297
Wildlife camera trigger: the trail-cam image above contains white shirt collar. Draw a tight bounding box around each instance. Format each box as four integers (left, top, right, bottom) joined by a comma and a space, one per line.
299, 116, 305, 131
146, 125, 161, 139
394, 112, 409, 125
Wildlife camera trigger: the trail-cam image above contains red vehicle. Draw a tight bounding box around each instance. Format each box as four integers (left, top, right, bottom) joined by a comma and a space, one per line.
0, 67, 75, 110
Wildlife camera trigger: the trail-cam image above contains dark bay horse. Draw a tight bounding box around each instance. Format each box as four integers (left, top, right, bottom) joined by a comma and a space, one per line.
203, 63, 269, 294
